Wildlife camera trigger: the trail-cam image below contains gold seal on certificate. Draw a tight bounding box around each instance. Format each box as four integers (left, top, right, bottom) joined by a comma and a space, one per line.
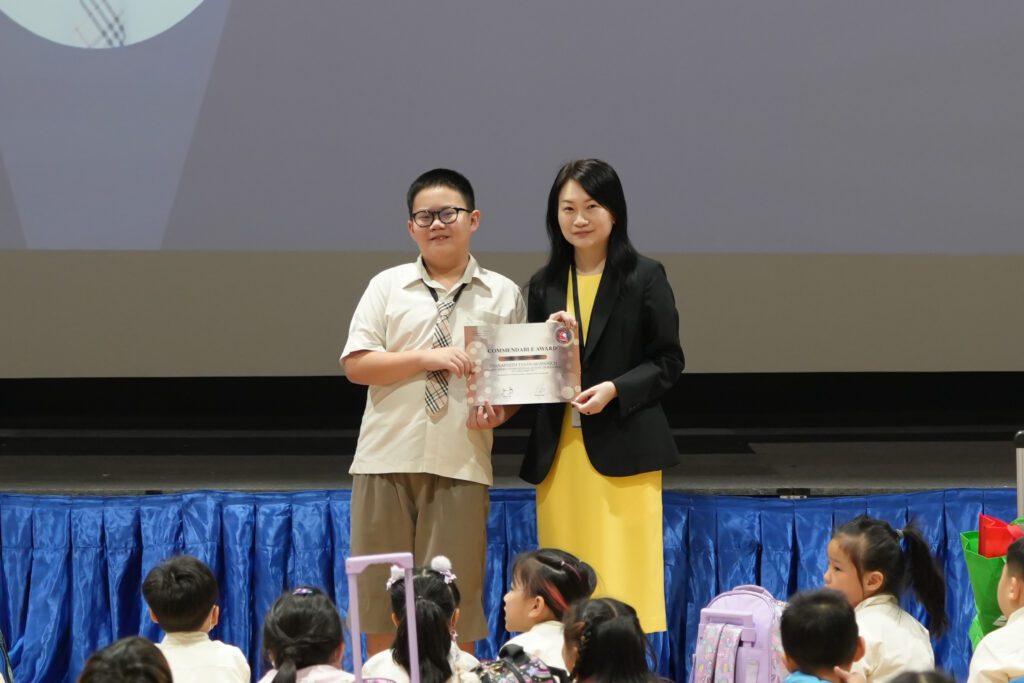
464, 322, 582, 406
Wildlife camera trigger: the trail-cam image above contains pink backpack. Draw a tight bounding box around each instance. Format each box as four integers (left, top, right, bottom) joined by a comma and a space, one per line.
692, 585, 788, 683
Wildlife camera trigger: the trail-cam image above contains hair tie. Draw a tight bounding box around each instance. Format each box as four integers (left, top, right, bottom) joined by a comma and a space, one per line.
561, 560, 582, 581
578, 622, 594, 661
430, 555, 458, 584
292, 587, 314, 596
895, 528, 905, 540
385, 565, 404, 590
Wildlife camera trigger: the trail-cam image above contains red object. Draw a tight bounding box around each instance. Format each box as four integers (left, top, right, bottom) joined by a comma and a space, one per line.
979, 514, 1024, 558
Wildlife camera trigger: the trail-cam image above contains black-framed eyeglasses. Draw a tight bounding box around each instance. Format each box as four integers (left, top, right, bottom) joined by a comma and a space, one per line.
410, 206, 469, 228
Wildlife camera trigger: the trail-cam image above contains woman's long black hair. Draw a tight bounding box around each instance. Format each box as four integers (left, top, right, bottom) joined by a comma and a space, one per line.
529, 159, 639, 300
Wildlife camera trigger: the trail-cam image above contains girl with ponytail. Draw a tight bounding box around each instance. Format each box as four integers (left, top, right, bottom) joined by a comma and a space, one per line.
824, 515, 948, 683
561, 598, 659, 683
259, 587, 352, 683
362, 556, 479, 683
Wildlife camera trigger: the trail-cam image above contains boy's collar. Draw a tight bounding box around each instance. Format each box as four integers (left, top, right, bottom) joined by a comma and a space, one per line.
1007, 605, 1024, 625
162, 631, 211, 645
405, 255, 487, 291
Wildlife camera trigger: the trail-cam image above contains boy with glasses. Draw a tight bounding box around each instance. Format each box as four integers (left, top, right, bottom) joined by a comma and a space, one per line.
341, 168, 526, 656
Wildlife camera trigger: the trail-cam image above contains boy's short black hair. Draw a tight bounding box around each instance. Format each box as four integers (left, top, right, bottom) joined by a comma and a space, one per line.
142, 555, 218, 632
1007, 537, 1024, 578
781, 589, 859, 673
406, 168, 475, 213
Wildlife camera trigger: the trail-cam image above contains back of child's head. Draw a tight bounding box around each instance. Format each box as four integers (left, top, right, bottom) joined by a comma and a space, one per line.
997, 537, 1024, 616
562, 597, 657, 683
832, 515, 948, 636
406, 168, 475, 212
889, 672, 956, 683
1006, 537, 1024, 579
262, 586, 344, 683
511, 548, 598, 620
141, 555, 218, 632
388, 556, 461, 683
781, 589, 859, 674
78, 636, 172, 683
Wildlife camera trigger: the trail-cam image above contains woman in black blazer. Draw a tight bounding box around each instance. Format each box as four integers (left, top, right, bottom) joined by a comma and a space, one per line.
522, 159, 684, 633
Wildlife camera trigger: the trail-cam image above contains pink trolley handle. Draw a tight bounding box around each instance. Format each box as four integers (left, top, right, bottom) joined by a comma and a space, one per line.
346, 552, 419, 683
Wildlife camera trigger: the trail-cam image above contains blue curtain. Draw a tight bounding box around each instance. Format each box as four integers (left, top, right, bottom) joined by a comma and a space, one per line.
0, 488, 1009, 683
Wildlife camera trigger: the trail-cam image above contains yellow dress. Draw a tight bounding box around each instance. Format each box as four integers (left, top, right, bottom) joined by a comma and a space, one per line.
536, 272, 667, 633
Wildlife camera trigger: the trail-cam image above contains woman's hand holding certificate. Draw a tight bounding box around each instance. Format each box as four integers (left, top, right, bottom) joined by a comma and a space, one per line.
543, 310, 615, 415
571, 381, 617, 416
546, 310, 577, 329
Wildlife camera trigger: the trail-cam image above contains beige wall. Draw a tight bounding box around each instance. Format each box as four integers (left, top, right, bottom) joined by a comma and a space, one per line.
1, 250, 1021, 377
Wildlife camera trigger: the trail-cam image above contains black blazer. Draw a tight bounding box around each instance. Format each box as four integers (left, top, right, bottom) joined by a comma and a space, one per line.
520, 255, 685, 484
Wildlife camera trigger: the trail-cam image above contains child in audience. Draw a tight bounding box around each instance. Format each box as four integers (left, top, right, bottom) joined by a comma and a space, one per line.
891, 673, 955, 683
968, 537, 1024, 683
780, 588, 865, 683
260, 587, 353, 683
363, 556, 479, 683
78, 636, 172, 683
142, 555, 250, 683
561, 597, 658, 683
825, 516, 947, 683
502, 548, 596, 671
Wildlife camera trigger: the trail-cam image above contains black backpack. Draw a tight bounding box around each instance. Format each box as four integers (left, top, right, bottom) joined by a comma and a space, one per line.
473, 644, 571, 683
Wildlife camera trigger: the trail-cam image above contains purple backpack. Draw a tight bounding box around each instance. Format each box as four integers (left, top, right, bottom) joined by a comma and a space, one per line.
692, 585, 787, 683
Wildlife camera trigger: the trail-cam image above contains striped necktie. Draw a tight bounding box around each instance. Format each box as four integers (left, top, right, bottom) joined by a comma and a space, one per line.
424, 297, 458, 415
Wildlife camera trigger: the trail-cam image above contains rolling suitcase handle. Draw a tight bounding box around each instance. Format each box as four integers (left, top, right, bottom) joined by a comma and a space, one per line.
1016, 430, 1024, 519
347, 552, 419, 683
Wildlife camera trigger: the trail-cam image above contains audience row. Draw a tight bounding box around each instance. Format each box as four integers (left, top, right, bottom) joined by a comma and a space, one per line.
65, 514, 1024, 683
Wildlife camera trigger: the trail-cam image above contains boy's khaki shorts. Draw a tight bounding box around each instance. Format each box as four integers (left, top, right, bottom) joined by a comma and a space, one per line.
349, 472, 489, 641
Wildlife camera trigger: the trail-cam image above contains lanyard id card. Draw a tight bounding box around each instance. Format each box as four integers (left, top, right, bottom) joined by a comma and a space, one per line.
570, 264, 585, 429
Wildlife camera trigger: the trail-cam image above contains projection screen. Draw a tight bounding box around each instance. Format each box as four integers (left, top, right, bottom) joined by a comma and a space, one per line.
1, 0, 1022, 377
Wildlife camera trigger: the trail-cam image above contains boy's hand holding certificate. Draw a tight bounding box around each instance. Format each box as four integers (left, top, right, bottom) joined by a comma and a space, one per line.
464, 322, 582, 406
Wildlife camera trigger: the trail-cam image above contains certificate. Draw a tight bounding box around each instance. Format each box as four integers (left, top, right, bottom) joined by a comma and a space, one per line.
464, 322, 581, 406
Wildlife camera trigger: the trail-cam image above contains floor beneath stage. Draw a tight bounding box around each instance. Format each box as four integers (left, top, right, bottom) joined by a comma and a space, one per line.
0, 440, 1016, 496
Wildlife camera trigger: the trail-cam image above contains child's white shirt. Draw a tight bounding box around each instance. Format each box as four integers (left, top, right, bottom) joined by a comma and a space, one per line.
257, 664, 354, 683
504, 620, 567, 671
362, 643, 480, 683
851, 594, 934, 683
968, 605, 1024, 683
157, 631, 250, 683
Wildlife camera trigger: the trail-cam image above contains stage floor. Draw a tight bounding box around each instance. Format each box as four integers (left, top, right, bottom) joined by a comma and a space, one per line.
0, 439, 1015, 496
